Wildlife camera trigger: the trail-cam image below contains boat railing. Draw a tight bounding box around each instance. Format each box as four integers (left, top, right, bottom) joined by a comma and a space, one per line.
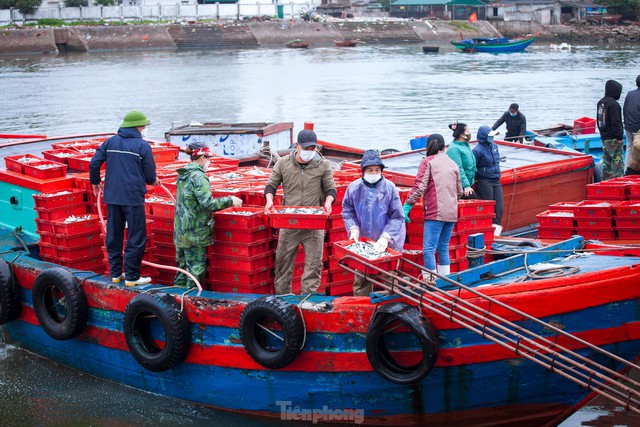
337, 255, 640, 415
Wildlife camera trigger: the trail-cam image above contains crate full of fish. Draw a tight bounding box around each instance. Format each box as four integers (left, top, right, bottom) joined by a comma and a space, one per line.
332, 238, 402, 273
214, 206, 268, 229
268, 206, 329, 229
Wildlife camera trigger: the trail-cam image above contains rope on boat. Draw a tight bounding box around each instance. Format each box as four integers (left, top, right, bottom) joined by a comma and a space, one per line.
465, 244, 486, 259
295, 294, 311, 350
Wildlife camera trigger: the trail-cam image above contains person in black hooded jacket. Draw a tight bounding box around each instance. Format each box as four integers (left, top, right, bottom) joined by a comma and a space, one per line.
597, 79, 624, 180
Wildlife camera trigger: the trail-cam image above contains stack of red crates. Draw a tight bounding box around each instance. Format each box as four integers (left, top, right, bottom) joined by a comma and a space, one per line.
613, 200, 640, 240
33, 189, 105, 273
537, 200, 617, 240
99, 219, 158, 280
209, 207, 274, 293
5, 154, 67, 179
450, 200, 495, 272
145, 196, 176, 284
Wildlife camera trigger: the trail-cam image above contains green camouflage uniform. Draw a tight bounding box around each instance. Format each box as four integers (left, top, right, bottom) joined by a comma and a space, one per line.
174, 162, 232, 288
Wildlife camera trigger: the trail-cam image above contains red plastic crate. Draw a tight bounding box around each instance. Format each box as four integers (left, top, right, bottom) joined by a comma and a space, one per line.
56, 256, 106, 274
145, 197, 175, 218
42, 148, 84, 165
48, 214, 100, 234
332, 238, 402, 274
325, 278, 356, 296
209, 237, 272, 257
269, 206, 329, 229
537, 227, 575, 240
206, 267, 273, 286
547, 201, 579, 212
457, 199, 495, 217
449, 244, 468, 259
211, 250, 275, 272
614, 218, 640, 229
66, 156, 94, 172
4, 154, 43, 173
214, 206, 268, 229
42, 231, 102, 248
406, 233, 424, 245
453, 214, 494, 232
151, 147, 179, 163
148, 215, 174, 232
155, 254, 177, 267
153, 230, 174, 245
327, 269, 355, 283
576, 228, 616, 240
450, 256, 469, 273
155, 243, 176, 258
326, 213, 345, 230
575, 217, 613, 230
208, 281, 273, 294
326, 228, 348, 243
22, 160, 67, 179
586, 181, 632, 201
35, 203, 88, 221
33, 188, 87, 209
406, 221, 424, 236
50, 140, 101, 152
572, 201, 616, 218
617, 229, 640, 239
614, 201, 640, 218
536, 210, 575, 228
573, 117, 596, 135
214, 225, 272, 243
409, 203, 424, 220
39, 242, 103, 260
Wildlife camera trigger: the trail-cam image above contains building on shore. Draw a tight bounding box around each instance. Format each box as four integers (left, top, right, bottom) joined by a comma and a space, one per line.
389, 0, 486, 20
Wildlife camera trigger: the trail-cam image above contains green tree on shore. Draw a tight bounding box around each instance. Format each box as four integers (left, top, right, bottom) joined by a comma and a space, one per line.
0, 0, 43, 15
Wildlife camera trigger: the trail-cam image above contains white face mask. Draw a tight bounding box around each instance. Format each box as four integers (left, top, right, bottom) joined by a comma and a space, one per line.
298, 149, 316, 162
140, 127, 148, 138
363, 173, 382, 184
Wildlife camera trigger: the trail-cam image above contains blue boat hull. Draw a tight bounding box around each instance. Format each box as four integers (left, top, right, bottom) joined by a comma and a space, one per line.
451, 36, 537, 53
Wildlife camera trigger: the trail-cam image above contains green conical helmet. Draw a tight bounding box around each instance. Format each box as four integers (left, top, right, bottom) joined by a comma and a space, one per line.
120, 110, 150, 128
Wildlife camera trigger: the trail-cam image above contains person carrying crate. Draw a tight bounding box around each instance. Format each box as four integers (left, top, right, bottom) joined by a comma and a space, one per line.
342, 150, 406, 296
264, 130, 336, 295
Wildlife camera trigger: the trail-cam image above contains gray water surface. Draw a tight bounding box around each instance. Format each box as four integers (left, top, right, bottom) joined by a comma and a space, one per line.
1, 43, 640, 426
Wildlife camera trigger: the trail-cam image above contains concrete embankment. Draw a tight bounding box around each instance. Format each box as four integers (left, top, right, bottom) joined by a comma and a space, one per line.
3, 19, 637, 55
0, 20, 502, 55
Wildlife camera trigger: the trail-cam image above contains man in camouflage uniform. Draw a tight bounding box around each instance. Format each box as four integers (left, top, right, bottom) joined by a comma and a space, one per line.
264, 130, 336, 295
174, 141, 242, 288
597, 79, 624, 180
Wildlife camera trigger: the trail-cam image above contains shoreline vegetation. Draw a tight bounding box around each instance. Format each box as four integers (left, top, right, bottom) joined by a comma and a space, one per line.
1, 18, 639, 55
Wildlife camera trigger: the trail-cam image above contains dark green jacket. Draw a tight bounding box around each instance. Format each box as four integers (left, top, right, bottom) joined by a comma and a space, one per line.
174, 162, 232, 248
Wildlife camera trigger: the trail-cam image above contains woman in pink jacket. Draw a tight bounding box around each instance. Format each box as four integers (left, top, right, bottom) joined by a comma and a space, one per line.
402, 134, 463, 276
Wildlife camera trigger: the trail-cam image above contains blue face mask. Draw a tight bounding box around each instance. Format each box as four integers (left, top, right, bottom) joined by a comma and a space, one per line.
509, 112, 517, 117
487, 136, 494, 143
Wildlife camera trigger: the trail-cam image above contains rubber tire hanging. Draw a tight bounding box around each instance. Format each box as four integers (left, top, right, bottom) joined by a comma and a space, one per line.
0, 259, 20, 324
239, 295, 305, 369
123, 293, 191, 372
32, 267, 87, 340
366, 302, 439, 385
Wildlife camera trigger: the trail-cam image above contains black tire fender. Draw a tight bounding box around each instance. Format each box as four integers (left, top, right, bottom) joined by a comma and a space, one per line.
32, 267, 87, 340
123, 293, 191, 372
239, 295, 305, 369
0, 259, 20, 324
366, 302, 439, 385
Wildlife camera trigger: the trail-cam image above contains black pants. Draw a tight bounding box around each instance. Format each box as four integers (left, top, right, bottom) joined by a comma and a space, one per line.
106, 204, 147, 280
475, 179, 504, 225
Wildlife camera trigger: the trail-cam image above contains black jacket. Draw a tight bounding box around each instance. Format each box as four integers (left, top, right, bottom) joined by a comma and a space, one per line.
90, 127, 157, 206
492, 111, 526, 142
623, 87, 640, 133
597, 79, 623, 140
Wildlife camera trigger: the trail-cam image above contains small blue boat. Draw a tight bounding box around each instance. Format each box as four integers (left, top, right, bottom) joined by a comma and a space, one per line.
451, 34, 537, 53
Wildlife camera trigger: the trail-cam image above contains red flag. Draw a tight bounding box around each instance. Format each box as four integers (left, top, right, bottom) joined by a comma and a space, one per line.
468, 12, 478, 23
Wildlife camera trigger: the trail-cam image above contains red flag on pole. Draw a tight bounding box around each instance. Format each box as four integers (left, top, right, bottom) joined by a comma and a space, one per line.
468, 12, 478, 23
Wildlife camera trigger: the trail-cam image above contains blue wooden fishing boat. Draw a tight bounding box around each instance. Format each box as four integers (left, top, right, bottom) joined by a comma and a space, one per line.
451, 34, 537, 53
1, 134, 640, 425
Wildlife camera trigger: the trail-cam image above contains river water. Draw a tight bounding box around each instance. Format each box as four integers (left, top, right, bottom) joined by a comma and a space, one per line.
1, 43, 640, 426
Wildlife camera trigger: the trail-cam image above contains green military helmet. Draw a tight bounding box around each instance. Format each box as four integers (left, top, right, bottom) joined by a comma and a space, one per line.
120, 110, 150, 128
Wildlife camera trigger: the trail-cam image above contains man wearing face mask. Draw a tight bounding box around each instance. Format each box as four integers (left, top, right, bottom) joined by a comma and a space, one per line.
264, 129, 337, 295
90, 110, 160, 286
342, 150, 406, 296
492, 103, 527, 143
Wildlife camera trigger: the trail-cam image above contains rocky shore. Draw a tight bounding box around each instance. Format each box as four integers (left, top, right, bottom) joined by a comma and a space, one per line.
0, 19, 638, 55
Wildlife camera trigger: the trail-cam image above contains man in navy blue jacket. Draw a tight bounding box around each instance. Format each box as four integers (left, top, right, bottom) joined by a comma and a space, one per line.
90, 111, 159, 286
